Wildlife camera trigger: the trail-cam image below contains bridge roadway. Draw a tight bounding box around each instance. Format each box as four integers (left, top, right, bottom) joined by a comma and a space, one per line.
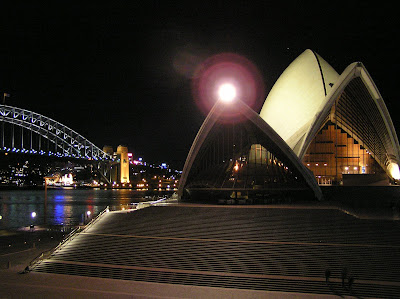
3, 203, 400, 298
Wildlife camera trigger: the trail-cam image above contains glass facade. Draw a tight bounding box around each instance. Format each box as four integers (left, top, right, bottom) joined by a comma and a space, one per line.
182, 115, 317, 202
303, 122, 382, 185
188, 123, 305, 188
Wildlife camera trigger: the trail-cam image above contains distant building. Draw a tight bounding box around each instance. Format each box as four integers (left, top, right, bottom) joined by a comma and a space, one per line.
179, 49, 400, 201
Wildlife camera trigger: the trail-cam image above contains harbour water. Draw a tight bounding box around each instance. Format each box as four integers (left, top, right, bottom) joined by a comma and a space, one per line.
2, 186, 399, 231
0, 188, 149, 230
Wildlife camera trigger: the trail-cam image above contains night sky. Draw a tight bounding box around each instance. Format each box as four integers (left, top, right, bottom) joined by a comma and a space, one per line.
0, 2, 398, 168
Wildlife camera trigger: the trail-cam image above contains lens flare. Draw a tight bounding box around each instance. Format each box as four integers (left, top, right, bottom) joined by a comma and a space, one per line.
218, 83, 236, 103
192, 53, 265, 121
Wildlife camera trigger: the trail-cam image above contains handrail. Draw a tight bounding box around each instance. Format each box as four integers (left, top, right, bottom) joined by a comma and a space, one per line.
24, 198, 170, 273
107, 197, 169, 211
25, 206, 110, 272
82, 205, 110, 231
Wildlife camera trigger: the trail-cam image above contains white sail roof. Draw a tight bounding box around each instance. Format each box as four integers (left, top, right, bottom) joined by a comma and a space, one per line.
259, 49, 339, 150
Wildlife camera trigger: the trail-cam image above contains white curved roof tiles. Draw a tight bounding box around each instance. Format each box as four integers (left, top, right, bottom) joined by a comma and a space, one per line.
260, 49, 339, 149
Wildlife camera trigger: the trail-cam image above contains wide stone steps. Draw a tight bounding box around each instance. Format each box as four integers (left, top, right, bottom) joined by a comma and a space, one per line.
86, 206, 400, 246
32, 205, 400, 297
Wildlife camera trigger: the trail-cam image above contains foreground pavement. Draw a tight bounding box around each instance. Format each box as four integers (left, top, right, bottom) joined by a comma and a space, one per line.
0, 269, 333, 298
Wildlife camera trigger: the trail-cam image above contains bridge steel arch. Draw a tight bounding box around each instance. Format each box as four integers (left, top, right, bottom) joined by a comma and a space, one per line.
0, 104, 112, 161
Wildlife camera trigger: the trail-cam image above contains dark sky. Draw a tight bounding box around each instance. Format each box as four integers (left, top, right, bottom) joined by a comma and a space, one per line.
0, 2, 398, 168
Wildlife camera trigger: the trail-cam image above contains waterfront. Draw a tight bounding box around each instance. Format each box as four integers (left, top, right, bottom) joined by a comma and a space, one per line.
0, 189, 150, 230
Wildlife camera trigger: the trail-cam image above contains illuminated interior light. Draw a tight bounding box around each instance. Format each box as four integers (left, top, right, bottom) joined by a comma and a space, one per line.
388, 163, 400, 180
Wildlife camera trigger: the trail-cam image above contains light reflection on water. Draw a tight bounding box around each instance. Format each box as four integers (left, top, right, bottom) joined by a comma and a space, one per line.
0, 189, 147, 229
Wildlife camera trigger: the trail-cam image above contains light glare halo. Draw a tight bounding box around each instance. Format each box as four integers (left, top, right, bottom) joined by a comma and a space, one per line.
218, 83, 236, 103
191, 52, 265, 122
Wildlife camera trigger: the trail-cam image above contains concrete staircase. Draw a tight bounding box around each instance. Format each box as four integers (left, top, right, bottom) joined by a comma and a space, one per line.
32, 205, 400, 297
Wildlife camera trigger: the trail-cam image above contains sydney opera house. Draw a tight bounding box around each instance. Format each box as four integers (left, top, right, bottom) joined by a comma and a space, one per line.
11, 50, 400, 298
178, 49, 400, 201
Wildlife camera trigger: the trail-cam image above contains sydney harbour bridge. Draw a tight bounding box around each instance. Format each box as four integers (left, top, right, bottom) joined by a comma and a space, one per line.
0, 104, 112, 161
0, 104, 115, 184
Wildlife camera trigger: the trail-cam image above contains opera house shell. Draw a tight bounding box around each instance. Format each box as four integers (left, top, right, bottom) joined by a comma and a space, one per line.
178, 49, 400, 201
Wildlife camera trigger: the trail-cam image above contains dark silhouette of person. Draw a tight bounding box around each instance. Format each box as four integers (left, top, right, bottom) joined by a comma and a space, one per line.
325, 269, 331, 283
341, 267, 348, 287
348, 276, 354, 291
